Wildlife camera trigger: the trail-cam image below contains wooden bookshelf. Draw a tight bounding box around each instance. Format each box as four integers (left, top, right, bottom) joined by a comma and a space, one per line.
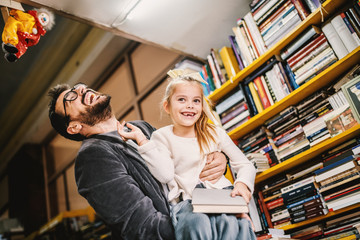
208, 0, 347, 103
279, 203, 360, 231
255, 123, 360, 184
208, 0, 360, 233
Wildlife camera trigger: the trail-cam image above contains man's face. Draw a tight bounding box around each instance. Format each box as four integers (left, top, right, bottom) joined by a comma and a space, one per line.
56, 84, 112, 126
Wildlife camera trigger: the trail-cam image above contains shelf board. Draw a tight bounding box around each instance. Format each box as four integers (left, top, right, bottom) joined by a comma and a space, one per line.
255, 124, 360, 184
208, 0, 347, 103
278, 203, 360, 231
227, 46, 360, 141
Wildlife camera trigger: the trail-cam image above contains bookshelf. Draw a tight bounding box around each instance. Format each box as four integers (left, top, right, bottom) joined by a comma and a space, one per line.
208, 0, 360, 233
208, 0, 348, 103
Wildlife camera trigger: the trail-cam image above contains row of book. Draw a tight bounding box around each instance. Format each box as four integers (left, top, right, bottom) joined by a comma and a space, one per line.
250, 137, 360, 238
209, 3, 360, 128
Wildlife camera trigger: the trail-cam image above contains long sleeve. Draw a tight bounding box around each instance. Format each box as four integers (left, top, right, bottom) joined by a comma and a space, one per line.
138, 130, 175, 184
76, 138, 174, 240
217, 127, 257, 193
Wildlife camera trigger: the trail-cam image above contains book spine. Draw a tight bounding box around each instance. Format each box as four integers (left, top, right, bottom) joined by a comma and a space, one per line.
280, 26, 317, 60
331, 14, 359, 53
207, 55, 221, 89
249, 81, 264, 113
232, 26, 254, 65
341, 12, 360, 45
257, 191, 274, 228
228, 35, 246, 69
211, 48, 226, 84
254, 76, 272, 109
221, 102, 248, 125
215, 88, 245, 115
244, 12, 268, 54
243, 83, 259, 116
322, 21, 349, 59
290, 0, 309, 20
219, 46, 241, 80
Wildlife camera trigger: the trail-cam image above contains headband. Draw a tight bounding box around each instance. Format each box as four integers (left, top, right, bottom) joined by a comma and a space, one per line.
167, 69, 221, 126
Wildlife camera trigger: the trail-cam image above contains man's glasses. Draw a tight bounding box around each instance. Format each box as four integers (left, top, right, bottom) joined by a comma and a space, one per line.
63, 83, 87, 126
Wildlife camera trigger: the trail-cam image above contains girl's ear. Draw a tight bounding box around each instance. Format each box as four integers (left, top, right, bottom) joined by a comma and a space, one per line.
67, 121, 82, 135
163, 101, 170, 114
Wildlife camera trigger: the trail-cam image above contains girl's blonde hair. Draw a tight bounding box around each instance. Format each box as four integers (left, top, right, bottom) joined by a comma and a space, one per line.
163, 76, 217, 155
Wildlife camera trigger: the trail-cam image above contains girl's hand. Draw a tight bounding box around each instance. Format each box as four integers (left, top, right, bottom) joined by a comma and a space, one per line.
117, 121, 149, 146
231, 182, 251, 204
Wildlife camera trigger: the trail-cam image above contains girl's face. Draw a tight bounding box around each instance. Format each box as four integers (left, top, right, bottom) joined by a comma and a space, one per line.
164, 82, 203, 129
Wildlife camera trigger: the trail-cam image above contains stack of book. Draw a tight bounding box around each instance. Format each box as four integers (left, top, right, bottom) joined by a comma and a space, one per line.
242, 57, 293, 116
247, 152, 270, 172
237, 127, 279, 167
214, 84, 251, 132
314, 144, 360, 212
296, 90, 333, 147
280, 25, 338, 87
265, 106, 309, 163
320, 211, 360, 240
321, 5, 360, 60
280, 176, 328, 225
250, 0, 303, 49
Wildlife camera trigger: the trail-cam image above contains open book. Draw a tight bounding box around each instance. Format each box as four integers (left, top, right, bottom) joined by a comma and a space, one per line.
192, 188, 249, 213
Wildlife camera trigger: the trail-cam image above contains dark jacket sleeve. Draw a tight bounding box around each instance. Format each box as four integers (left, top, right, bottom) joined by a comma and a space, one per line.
76, 138, 174, 240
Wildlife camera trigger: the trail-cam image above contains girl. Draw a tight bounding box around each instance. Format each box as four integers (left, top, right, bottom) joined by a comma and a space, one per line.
118, 69, 257, 239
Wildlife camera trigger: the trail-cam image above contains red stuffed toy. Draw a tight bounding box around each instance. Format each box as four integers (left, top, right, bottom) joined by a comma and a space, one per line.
1, 8, 55, 62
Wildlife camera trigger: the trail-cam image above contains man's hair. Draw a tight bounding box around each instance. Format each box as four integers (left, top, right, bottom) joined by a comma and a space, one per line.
48, 84, 85, 141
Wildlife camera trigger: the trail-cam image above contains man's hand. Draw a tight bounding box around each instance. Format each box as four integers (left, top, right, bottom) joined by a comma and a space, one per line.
231, 182, 252, 203
199, 151, 227, 183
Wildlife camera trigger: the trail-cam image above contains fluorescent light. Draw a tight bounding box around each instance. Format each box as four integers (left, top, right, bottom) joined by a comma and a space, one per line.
112, 0, 141, 26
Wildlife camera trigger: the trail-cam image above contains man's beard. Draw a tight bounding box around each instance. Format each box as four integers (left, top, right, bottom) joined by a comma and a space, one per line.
77, 94, 112, 126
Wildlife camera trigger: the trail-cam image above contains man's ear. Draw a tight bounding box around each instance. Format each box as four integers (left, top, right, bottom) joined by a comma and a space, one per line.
163, 101, 170, 114
67, 121, 82, 135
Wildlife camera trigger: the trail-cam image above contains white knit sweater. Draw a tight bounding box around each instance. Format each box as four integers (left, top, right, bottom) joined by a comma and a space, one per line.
138, 125, 256, 203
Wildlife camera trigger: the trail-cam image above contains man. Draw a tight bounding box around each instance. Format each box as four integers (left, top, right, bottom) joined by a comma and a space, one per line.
48, 83, 228, 239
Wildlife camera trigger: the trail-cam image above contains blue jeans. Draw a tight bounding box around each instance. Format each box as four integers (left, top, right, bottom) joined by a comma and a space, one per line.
171, 200, 256, 240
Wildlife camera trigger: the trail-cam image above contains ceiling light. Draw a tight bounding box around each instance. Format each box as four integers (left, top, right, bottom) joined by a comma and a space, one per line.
112, 0, 141, 26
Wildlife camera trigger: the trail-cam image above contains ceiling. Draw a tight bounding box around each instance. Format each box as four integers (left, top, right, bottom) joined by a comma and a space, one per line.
0, 0, 251, 174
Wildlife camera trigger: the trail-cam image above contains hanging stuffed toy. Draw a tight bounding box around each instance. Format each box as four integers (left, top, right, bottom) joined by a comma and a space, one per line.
1, 8, 55, 62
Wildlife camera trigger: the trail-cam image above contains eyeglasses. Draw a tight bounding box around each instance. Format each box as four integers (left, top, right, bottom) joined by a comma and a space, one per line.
63, 83, 87, 126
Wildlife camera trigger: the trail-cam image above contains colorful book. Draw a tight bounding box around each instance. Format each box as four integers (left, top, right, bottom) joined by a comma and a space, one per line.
219, 46, 241, 80
248, 81, 264, 113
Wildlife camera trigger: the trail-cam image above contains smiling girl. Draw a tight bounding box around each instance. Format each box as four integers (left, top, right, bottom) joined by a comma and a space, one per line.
118, 69, 257, 239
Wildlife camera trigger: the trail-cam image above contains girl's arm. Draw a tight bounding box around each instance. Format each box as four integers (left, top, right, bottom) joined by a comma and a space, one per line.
118, 122, 175, 184
218, 128, 256, 203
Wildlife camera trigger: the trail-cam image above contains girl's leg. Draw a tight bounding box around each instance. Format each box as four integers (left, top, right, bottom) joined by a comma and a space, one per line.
237, 217, 257, 240
210, 214, 239, 240
171, 200, 212, 240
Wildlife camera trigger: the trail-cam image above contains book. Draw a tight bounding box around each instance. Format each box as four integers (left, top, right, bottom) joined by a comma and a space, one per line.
215, 86, 245, 115
254, 76, 272, 109
222, 110, 250, 130
248, 81, 264, 113
322, 20, 349, 59
324, 106, 358, 137
244, 12, 268, 55
211, 48, 228, 84
280, 25, 321, 60
232, 26, 254, 65
220, 101, 248, 125
341, 75, 360, 124
191, 188, 249, 213
206, 54, 222, 89
315, 158, 356, 182
228, 35, 246, 69
331, 14, 360, 53
290, 0, 309, 20
219, 46, 241, 80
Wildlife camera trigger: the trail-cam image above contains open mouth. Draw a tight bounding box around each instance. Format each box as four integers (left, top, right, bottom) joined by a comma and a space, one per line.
182, 112, 195, 117
83, 90, 99, 105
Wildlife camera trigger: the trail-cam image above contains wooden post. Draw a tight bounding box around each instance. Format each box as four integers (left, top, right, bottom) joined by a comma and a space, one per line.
1, 6, 9, 23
